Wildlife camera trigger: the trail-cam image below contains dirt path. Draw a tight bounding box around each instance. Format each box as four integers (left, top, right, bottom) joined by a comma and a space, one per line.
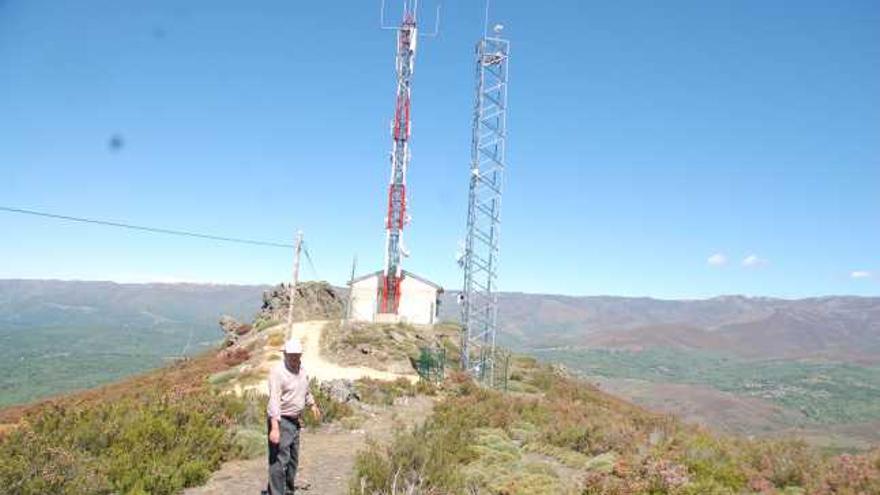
290, 320, 418, 383
187, 320, 427, 494
183, 395, 433, 495
234, 321, 418, 397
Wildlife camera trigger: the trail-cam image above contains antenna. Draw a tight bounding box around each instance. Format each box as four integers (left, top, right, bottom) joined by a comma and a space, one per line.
375, 0, 442, 315
421, 5, 442, 37
380, 0, 441, 36
483, 0, 491, 39
379, 0, 397, 30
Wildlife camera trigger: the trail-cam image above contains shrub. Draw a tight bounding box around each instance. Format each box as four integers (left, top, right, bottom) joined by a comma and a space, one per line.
0, 428, 111, 494
0, 348, 359, 494
253, 318, 280, 333
351, 364, 880, 495
740, 438, 821, 491
304, 379, 354, 428
350, 418, 474, 494
817, 451, 880, 494
207, 368, 240, 387
355, 378, 418, 406
222, 347, 250, 366
0, 391, 242, 495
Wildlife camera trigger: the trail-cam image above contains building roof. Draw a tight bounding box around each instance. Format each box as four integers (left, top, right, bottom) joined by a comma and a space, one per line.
350, 269, 444, 291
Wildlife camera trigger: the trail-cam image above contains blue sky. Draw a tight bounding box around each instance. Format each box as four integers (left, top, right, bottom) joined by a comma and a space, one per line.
1, 0, 878, 298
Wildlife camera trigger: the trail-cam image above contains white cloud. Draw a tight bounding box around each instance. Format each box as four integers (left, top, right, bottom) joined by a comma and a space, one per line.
850, 271, 872, 279
707, 253, 727, 267
741, 254, 767, 268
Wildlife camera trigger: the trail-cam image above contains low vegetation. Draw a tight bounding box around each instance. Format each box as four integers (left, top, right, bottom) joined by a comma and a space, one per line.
0, 350, 353, 495
355, 377, 437, 406
252, 316, 280, 333
0, 388, 245, 495
305, 378, 355, 427
351, 357, 880, 494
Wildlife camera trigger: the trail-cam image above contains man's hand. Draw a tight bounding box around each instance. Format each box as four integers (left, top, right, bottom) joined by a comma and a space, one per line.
311, 404, 322, 423
269, 426, 280, 445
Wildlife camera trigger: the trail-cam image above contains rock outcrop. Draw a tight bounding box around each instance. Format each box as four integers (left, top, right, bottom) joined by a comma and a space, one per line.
219, 315, 252, 346
258, 281, 344, 323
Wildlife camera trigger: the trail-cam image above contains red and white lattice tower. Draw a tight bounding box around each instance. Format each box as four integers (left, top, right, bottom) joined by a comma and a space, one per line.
379, 1, 419, 314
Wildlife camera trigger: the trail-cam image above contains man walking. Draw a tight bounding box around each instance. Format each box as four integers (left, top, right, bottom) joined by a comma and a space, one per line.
266, 337, 321, 495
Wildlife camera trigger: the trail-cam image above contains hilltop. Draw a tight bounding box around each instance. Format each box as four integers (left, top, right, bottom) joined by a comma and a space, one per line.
2, 280, 879, 462
1, 283, 879, 493
0, 280, 443, 494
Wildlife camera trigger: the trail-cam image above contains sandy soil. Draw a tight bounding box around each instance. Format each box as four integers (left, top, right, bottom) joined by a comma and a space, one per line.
290, 320, 419, 383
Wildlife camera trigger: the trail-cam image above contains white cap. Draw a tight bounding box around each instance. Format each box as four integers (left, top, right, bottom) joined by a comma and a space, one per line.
284, 337, 303, 354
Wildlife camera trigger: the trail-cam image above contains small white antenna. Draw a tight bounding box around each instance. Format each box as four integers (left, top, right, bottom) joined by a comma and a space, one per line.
379, 0, 397, 30
420, 5, 442, 38
483, 0, 491, 38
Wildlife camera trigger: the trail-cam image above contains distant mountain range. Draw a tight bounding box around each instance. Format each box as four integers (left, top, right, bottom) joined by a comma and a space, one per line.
0, 280, 269, 407
0, 279, 267, 331
5, 280, 878, 360
440, 293, 880, 363
4, 280, 878, 364
2, 279, 879, 410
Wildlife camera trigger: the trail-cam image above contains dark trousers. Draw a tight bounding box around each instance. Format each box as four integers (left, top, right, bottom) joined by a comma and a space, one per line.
267, 416, 301, 495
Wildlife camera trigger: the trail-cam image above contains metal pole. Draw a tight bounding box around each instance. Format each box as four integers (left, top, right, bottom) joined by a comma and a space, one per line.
344, 254, 357, 328
287, 230, 304, 339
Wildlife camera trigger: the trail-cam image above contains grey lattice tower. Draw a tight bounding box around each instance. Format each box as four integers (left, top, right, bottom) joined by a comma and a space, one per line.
460, 28, 509, 384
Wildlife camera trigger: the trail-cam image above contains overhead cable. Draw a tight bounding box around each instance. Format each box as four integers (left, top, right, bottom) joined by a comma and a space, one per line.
0, 205, 295, 249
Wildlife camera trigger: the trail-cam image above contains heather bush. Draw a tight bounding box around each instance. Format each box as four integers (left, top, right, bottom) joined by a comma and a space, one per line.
0, 428, 111, 494
740, 438, 822, 491
352, 363, 880, 495
816, 451, 880, 494
0, 391, 242, 495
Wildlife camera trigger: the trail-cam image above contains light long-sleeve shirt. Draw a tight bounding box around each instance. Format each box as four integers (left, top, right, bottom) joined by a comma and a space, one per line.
266, 362, 315, 420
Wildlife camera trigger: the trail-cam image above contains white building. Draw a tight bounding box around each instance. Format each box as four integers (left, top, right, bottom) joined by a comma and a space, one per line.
349, 270, 443, 325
